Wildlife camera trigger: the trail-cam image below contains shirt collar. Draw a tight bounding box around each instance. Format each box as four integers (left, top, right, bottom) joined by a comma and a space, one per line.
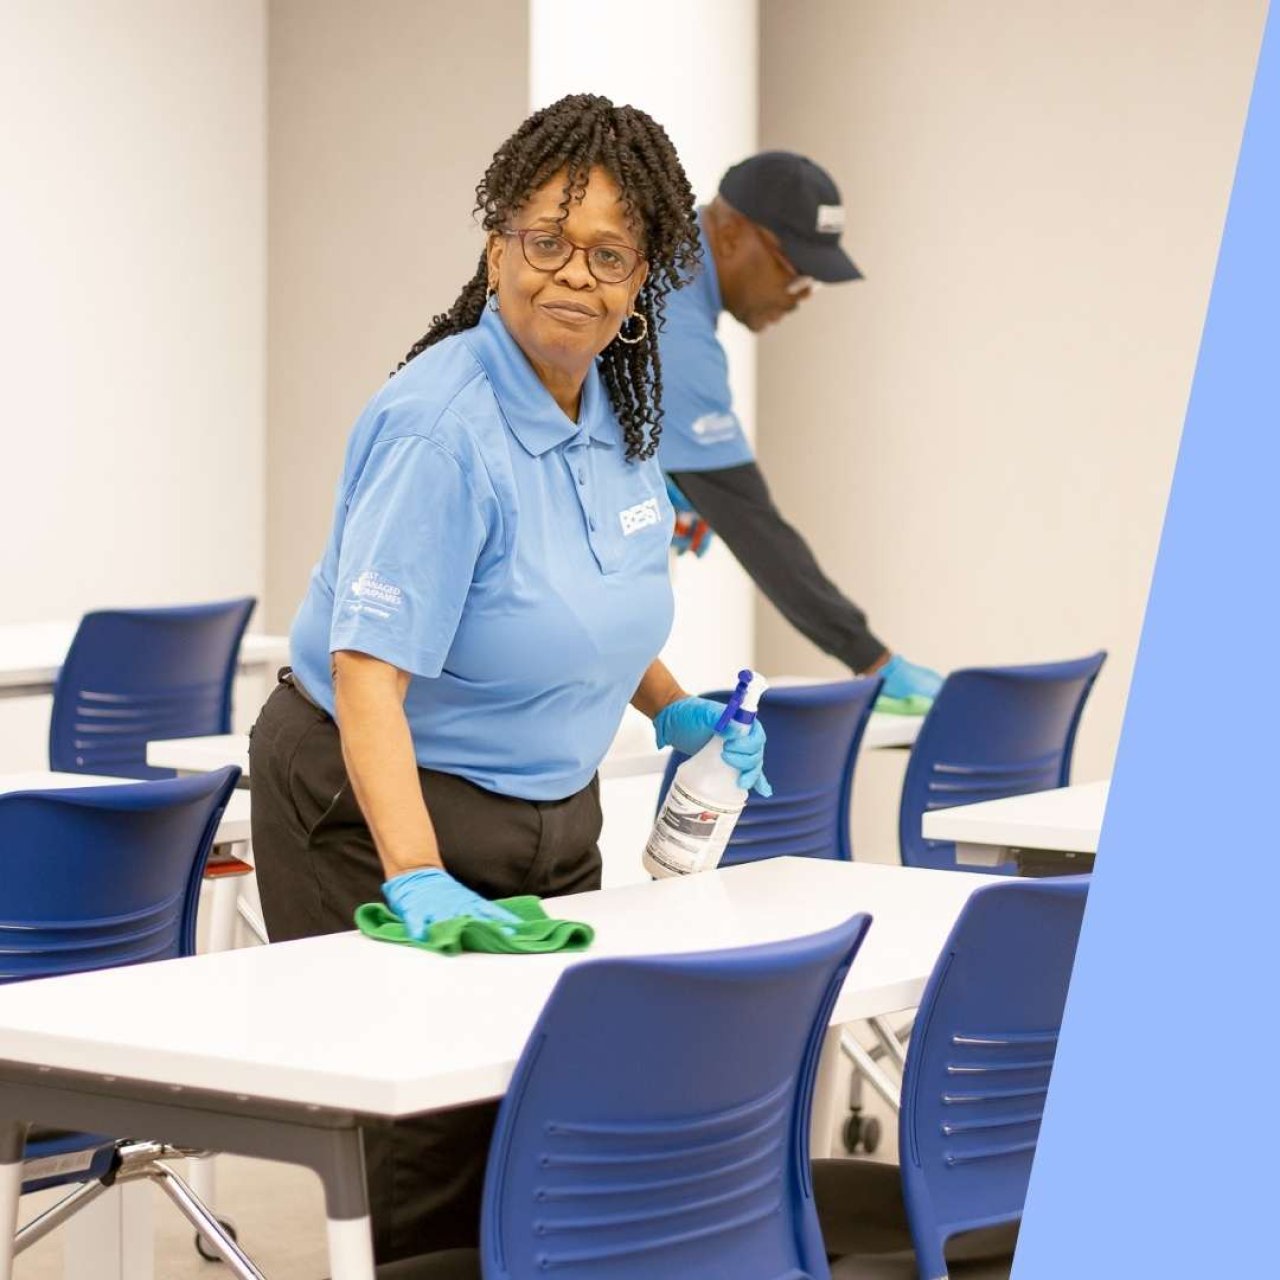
695, 208, 724, 318
464, 305, 618, 456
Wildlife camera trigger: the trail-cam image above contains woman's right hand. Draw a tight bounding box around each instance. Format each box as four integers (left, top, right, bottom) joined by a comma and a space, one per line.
382, 867, 519, 941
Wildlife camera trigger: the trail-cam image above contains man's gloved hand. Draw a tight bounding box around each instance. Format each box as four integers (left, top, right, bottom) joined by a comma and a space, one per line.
665, 477, 715, 558
654, 696, 772, 797
877, 655, 945, 704
382, 867, 519, 942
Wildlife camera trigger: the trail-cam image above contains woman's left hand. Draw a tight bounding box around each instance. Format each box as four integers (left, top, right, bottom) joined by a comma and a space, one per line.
653, 696, 772, 797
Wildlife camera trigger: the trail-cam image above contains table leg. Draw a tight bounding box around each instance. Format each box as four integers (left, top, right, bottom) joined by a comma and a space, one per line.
327, 1216, 376, 1279
955, 842, 1015, 868
0, 1122, 24, 1280
317, 1128, 375, 1280
206, 871, 243, 954
186, 1155, 216, 1220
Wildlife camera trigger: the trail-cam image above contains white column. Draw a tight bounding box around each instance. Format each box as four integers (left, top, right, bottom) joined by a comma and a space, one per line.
530, 0, 760, 696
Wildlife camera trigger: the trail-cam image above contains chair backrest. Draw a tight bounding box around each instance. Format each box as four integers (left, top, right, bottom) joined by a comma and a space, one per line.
898, 877, 1089, 1277
898, 653, 1106, 872
481, 913, 873, 1280
49, 598, 256, 778
656, 678, 883, 865
0, 767, 240, 983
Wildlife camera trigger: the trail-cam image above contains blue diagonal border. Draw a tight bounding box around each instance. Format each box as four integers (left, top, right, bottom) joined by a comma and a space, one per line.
1013, 5, 1278, 1276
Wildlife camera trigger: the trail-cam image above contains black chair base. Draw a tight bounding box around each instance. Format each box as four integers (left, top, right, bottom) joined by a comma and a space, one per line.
372, 1248, 481, 1280
815, 1158, 1018, 1279
829, 1252, 1014, 1279
369, 1162, 1017, 1280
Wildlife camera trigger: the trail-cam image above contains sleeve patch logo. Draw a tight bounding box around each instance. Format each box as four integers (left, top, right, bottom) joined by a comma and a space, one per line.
619, 498, 662, 536
347, 569, 403, 619
691, 411, 741, 442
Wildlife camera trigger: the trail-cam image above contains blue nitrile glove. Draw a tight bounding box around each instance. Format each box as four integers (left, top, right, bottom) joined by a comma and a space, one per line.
382, 867, 519, 943
654, 696, 772, 797
878, 655, 944, 701
665, 477, 715, 558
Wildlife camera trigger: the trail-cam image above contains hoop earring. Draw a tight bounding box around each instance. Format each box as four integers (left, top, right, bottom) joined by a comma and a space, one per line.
617, 311, 648, 345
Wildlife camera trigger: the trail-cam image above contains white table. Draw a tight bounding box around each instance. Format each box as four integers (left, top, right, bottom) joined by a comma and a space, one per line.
147, 731, 668, 783
145, 711, 921, 780
0, 857, 987, 1279
862, 711, 921, 750
0, 622, 289, 701
921, 779, 1108, 871
146, 734, 253, 778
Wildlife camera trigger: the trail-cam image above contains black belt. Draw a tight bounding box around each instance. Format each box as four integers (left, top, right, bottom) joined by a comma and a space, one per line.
280, 666, 327, 716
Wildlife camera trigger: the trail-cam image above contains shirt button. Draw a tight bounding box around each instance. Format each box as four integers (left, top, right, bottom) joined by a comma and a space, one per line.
577, 469, 586, 485
588, 516, 597, 532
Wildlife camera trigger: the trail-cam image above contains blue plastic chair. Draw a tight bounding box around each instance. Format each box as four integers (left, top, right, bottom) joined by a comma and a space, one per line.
656, 678, 883, 865
378, 913, 874, 1280
49, 598, 256, 779
815, 877, 1089, 1280
899, 654, 1106, 873
0, 768, 252, 1265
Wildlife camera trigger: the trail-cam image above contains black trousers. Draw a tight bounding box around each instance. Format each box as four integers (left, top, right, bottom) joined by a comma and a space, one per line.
670, 461, 888, 674
247, 676, 603, 1264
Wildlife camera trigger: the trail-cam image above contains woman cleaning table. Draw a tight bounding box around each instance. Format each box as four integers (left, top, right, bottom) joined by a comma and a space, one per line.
248, 94, 770, 1268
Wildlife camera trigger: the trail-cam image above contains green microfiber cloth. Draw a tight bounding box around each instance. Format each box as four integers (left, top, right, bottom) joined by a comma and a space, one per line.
875, 693, 934, 716
354, 895, 594, 957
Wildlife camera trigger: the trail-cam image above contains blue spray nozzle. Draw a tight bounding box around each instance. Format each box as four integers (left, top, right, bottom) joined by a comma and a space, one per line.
714, 671, 754, 735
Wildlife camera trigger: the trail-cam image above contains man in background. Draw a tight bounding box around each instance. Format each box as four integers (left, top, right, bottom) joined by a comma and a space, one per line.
660, 151, 942, 709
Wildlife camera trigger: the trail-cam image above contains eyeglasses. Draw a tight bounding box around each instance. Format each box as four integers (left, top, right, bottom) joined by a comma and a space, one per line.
502, 228, 645, 285
752, 224, 821, 299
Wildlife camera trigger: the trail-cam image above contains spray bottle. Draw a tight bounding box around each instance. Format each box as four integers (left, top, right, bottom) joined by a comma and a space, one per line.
642, 669, 769, 879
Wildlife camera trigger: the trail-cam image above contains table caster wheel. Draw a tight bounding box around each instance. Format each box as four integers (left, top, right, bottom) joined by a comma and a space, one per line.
843, 1112, 862, 1153
194, 1217, 238, 1262
843, 1110, 883, 1154
861, 1115, 882, 1154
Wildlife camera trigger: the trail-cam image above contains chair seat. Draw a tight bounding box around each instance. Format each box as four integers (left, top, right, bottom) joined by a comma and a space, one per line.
814, 1157, 1018, 1278
26, 1127, 85, 1145
371, 1249, 481, 1280
22, 1129, 118, 1194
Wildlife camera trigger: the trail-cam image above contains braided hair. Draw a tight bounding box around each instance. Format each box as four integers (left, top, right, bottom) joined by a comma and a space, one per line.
398, 94, 700, 460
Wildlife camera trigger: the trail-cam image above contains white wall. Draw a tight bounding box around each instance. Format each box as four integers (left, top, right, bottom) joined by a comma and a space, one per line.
265, 0, 530, 635
0, 0, 267, 769
530, 0, 759, 699
756, 0, 1266, 857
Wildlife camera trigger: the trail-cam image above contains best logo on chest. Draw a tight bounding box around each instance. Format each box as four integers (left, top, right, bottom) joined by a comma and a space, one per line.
618, 497, 662, 537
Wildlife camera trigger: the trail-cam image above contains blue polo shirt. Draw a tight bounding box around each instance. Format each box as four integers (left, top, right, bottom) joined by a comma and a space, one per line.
655, 214, 756, 473
290, 305, 675, 801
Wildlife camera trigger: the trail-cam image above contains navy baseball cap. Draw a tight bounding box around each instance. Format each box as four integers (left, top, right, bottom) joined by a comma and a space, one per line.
718, 151, 862, 283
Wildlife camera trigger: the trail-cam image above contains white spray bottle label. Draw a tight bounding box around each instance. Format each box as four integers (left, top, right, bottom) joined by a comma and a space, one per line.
643, 669, 769, 879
